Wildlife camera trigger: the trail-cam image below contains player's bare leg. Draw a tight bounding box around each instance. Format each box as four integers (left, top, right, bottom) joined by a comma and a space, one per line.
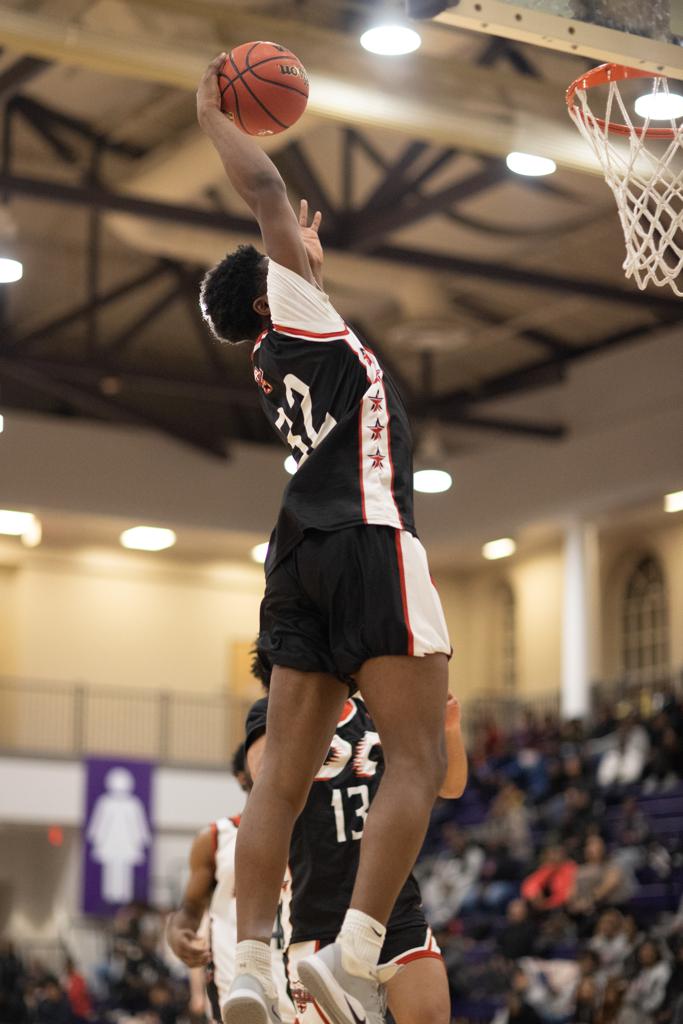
233, 665, 346, 945
349, 653, 448, 923
386, 957, 451, 1024
298, 654, 448, 1024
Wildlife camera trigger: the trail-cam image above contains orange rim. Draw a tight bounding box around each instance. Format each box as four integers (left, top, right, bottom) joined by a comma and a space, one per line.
566, 62, 678, 139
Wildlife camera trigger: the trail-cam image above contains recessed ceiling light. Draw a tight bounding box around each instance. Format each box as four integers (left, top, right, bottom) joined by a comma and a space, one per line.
284, 455, 297, 475
251, 541, 269, 564
0, 257, 22, 284
635, 91, 683, 120
414, 469, 452, 494
360, 24, 422, 56
664, 490, 683, 513
120, 526, 176, 551
482, 537, 516, 560
21, 517, 42, 548
506, 151, 557, 177
0, 509, 35, 535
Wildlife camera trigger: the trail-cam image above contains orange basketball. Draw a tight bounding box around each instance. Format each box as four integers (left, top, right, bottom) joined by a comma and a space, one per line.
219, 41, 309, 136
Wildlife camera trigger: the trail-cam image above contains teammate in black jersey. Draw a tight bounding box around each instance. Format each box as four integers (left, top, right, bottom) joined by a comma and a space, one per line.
243, 655, 467, 1024
197, 55, 453, 1024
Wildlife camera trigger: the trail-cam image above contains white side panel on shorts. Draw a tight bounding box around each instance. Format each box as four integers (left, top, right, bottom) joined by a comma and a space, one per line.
399, 532, 451, 658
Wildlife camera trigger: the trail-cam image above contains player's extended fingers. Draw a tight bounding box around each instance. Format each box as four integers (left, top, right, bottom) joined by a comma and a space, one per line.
311, 210, 322, 233
299, 198, 309, 226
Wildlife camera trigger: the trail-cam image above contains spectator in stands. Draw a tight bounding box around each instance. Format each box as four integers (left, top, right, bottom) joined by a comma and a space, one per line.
63, 958, 92, 1024
419, 825, 485, 929
482, 782, 533, 863
597, 713, 651, 790
615, 796, 651, 864
568, 835, 636, 923
499, 899, 537, 960
656, 938, 683, 1024
644, 724, 683, 793
618, 940, 671, 1024
589, 909, 633, 983
30, 977, 72, 1024
555, 786, 601, 859
0, 940, 26, 1024
521, 844, 578, 912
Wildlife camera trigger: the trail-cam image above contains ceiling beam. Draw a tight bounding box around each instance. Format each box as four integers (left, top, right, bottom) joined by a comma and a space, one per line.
8, 263, 171, 353
2, 171, 677, 317
441, 413, 566, 440
431, 312, 683, 415
0, 356, 227, 458
0, 56, 49, 100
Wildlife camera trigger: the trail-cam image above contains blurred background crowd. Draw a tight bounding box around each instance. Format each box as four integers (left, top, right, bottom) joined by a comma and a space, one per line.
2, 692, 683, 1024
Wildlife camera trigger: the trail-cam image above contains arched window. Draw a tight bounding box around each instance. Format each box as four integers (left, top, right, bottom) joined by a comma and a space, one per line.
621, 555, 669, 684
498, 582, 516, 693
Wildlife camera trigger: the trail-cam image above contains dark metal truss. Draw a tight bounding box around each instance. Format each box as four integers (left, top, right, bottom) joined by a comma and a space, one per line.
1, 91, 681, 457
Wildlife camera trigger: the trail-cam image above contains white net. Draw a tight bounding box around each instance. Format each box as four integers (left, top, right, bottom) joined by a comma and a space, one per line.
568, 72, 683, 296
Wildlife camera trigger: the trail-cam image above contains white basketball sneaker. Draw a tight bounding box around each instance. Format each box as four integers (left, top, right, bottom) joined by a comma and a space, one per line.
298, 941, 395, 1024
222, 973, 283, 1024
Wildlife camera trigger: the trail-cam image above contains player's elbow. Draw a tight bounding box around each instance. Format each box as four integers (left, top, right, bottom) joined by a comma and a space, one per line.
249, 172, 287, 211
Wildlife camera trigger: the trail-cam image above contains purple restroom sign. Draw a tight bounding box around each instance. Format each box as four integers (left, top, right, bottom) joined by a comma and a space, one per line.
83, 757, 154, 915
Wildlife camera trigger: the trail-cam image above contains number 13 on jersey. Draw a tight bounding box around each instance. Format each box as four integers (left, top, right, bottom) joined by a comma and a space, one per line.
331, 785, 370, 843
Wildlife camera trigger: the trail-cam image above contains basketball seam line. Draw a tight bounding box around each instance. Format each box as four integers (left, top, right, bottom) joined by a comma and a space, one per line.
244, 65, 308, 99
230, 50, 289, 131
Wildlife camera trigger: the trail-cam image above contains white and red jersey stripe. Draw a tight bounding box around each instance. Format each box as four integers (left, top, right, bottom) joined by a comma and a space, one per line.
254, 260, 414, 572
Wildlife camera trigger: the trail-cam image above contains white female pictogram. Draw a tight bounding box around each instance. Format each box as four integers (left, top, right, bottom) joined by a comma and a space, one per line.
86, 767, 152, 904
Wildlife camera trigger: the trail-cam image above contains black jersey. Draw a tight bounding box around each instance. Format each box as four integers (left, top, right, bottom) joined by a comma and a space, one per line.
245, 696, 423, 945
252, 260, 415, 574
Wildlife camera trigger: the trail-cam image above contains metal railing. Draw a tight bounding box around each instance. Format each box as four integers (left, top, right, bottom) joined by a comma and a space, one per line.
0, 676, 253, 768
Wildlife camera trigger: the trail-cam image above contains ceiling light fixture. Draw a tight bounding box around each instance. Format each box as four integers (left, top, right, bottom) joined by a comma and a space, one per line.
0, 509, 36, 536
360, 24, 422, 56
635, 91, 683, 120
120, 526, 176, 552
21, 517, 42, 548
284, 455, 297, 475
0, 257, 22, 284
251, 541, 269, 564
482, 537, 516, 560
664, 490, 683, 513
506, 152, 557, 177
413, 468, 453, 494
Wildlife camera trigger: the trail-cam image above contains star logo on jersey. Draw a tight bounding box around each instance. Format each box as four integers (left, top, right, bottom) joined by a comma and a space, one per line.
369, 447, 385, 470
369, 392, 383, 412
359, 347, 374, 367
253, 366, 273, 394
369, 419, 384, 441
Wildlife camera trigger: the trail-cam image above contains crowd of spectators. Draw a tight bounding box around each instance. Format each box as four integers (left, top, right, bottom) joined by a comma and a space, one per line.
0, 905, 189, 1024
3, 691, 683, 1024
419, 690, 683, 1024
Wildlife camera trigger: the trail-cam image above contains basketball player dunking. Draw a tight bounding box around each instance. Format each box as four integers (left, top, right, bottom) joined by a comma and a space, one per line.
197, 54, 452, 1024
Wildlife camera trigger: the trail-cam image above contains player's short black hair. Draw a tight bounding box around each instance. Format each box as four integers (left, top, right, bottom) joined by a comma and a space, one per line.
199, 244, 268, 344
231, 742, 246, 777
250, 642, 272, 691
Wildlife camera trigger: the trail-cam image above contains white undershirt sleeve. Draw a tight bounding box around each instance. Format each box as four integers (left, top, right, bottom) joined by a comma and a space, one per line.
266, 259, 347, 339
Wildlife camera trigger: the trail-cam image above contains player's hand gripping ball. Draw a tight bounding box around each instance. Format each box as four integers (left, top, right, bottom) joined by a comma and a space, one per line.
219, 41, 309, 136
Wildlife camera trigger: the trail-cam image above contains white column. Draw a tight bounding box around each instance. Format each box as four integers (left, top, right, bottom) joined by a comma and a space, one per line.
561, 522, 598, 719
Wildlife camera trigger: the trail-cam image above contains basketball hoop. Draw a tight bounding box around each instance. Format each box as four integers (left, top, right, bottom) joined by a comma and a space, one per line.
566, 63, 683, 296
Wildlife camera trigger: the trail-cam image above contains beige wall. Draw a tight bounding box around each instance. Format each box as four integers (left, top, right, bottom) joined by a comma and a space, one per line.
0, 546, 265, 695
1, 518, 680, 709
600, 516, 683, 682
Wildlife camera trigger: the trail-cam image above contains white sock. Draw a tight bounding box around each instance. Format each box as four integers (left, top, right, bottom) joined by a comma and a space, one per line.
234, 940, 275, 997
338, 909, 386, 968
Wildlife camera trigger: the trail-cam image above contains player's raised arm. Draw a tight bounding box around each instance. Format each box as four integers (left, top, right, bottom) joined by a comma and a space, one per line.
166, 828, 215, 967
197, 54, 314, 286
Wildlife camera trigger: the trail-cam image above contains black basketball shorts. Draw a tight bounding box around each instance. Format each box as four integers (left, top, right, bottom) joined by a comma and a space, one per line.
258, 525, 451, 685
